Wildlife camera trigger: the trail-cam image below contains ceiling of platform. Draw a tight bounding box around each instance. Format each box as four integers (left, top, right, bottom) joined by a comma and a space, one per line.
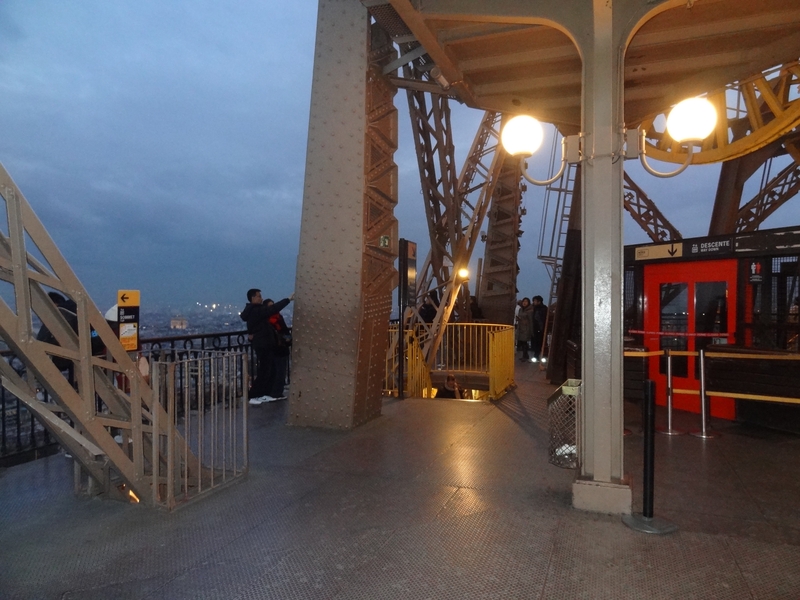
373, 0, 800, 134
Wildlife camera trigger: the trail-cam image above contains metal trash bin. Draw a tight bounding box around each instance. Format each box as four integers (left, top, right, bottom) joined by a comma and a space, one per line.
547, 378, 581, 468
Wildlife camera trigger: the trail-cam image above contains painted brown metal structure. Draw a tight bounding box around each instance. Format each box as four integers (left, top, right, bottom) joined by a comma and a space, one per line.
478, 154, 523, 325
2, 0, 798, 513
292, 0, 800, 515
290, 6, 399, 429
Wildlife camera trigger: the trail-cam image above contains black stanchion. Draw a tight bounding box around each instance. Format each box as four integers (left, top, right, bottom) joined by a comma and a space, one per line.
622, 379, 678, 534
642, 377, 655, 518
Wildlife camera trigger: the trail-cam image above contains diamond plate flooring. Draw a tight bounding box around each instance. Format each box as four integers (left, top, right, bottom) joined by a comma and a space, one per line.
1, 362, 798, 599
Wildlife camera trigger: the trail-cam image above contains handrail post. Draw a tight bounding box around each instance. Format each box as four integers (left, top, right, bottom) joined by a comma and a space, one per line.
657, 349, 685, 436
690, 349, 719, 439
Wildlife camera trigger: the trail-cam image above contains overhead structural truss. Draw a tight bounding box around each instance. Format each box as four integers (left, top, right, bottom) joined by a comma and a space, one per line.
477, 154, 523, 325
622, 172, 682, 242
406, 83, 460, 296
642, 60, 800, 165
405, 84, 506, 361
736, 152, 800, 232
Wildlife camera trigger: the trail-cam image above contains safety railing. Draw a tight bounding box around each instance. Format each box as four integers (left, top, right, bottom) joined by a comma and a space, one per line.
142, 329, 251, 355
385, 323, 515, 400
0, 353, 59, 466
432, 323, 489, 372
487, 325, 515, 400
149, 350, 248, 509
623, 347, 800, 438
0, 380, 57, 466
385, 325, 433, 398
1, 329, 263, 467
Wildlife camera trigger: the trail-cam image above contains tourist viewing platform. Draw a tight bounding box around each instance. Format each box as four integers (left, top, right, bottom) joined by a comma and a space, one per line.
1, 360, 798, 598
2, 0, 800, 596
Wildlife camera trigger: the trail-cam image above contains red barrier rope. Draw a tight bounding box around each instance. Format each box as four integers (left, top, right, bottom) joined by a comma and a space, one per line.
627, 330, 728, 338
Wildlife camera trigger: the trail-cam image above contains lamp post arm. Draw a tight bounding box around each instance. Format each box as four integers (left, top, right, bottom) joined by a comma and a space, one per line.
638, 128, 694, 178
519, 137, 568, 186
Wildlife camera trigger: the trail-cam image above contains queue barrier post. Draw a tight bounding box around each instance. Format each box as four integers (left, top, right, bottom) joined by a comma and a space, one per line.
657, 349, 685, 436
622, 379, 678, 534
690, 348, 719, 439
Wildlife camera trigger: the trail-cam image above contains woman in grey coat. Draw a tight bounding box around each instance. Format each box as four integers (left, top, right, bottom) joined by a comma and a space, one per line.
516, 297, 534, 361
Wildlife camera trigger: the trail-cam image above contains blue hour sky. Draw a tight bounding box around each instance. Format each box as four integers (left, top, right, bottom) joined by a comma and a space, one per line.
0, 1, 797, 315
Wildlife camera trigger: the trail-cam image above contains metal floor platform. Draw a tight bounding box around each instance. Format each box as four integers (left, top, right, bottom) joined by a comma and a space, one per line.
1, 363, 799, 599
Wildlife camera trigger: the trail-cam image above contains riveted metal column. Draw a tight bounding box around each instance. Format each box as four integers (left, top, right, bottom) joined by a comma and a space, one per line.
290, 1, 398, 429
572, 0, 632, 514
478, 154, 522, 326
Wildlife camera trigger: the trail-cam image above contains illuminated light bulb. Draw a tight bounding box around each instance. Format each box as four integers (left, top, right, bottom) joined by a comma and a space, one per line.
501, 115, 544, 157
666, 97, 717, 143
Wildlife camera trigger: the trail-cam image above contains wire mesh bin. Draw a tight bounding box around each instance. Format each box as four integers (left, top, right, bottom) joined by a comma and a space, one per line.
547, 379, 581, 469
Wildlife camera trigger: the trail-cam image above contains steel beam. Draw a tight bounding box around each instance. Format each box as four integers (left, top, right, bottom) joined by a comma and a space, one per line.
478, 154, 523, 325
290, 2, 398, 428
623, 172, 682, 242
736, 155, 800, 232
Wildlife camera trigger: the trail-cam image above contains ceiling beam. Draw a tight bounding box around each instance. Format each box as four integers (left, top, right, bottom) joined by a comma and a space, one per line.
629, 8, 800, 49
437, 22, 533, 45
474, 72, 580, 96
388, 0, 478, 106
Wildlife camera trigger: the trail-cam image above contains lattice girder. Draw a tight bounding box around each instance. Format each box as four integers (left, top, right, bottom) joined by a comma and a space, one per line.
0, 163, 197, 503
642, 60, 800, 165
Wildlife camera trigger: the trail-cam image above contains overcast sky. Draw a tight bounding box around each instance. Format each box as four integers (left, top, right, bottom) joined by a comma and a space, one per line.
0, 1, 797, 315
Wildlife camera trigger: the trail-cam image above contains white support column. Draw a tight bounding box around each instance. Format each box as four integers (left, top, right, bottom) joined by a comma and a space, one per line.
573, 0, 632, 514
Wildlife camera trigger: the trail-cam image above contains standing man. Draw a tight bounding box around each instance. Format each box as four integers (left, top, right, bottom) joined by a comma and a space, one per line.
240, 289, 293, 404
531, 295, 548, 362
265, 298, 292, 400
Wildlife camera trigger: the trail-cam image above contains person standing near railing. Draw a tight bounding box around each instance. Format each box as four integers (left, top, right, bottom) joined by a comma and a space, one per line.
516, 297, 533, 361
240, 289, 293, 405
265, 298, 291, 401
531, 295, 548, 362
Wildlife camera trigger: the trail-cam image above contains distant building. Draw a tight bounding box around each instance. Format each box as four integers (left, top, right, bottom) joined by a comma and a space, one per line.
170, 317, 188, 330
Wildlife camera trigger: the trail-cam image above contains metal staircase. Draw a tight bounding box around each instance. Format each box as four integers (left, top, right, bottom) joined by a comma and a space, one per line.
0, 163, 246, 508
538, 160, 577, 309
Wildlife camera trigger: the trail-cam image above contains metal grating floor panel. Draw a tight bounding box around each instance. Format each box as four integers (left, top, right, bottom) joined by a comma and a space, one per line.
1, 362, 799, 599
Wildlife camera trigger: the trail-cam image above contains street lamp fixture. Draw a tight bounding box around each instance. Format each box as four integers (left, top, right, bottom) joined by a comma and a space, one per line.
501, 115, 582, 186
501, 96, 717, 184
628, 97, 717, 178
457, 267, 470, 280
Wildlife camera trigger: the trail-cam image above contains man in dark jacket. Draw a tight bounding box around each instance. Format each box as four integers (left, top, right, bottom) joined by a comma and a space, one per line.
265, 298, 292, 400
531, 295, 548, 362
240, 288, 293, 404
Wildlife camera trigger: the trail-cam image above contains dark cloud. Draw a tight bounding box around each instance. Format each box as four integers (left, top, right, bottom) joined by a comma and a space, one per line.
2, 0, 797, 318
0, 0, 315, 311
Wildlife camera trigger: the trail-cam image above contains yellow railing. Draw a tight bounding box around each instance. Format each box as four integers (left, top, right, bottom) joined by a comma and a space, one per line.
622, 348, 800, 406
385, 325, 433, 398
386, 323, 515, 400
487, 326, 515, 400
405, 329, 433, 398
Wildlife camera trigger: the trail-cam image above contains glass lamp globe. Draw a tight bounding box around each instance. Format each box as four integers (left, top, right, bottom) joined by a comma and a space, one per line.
501, 115, 544, 157
666, 97, 717, 143
457, 267, 470, 279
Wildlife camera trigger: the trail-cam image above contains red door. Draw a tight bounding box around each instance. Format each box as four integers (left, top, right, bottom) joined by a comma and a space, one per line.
643, 259, 737, 419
